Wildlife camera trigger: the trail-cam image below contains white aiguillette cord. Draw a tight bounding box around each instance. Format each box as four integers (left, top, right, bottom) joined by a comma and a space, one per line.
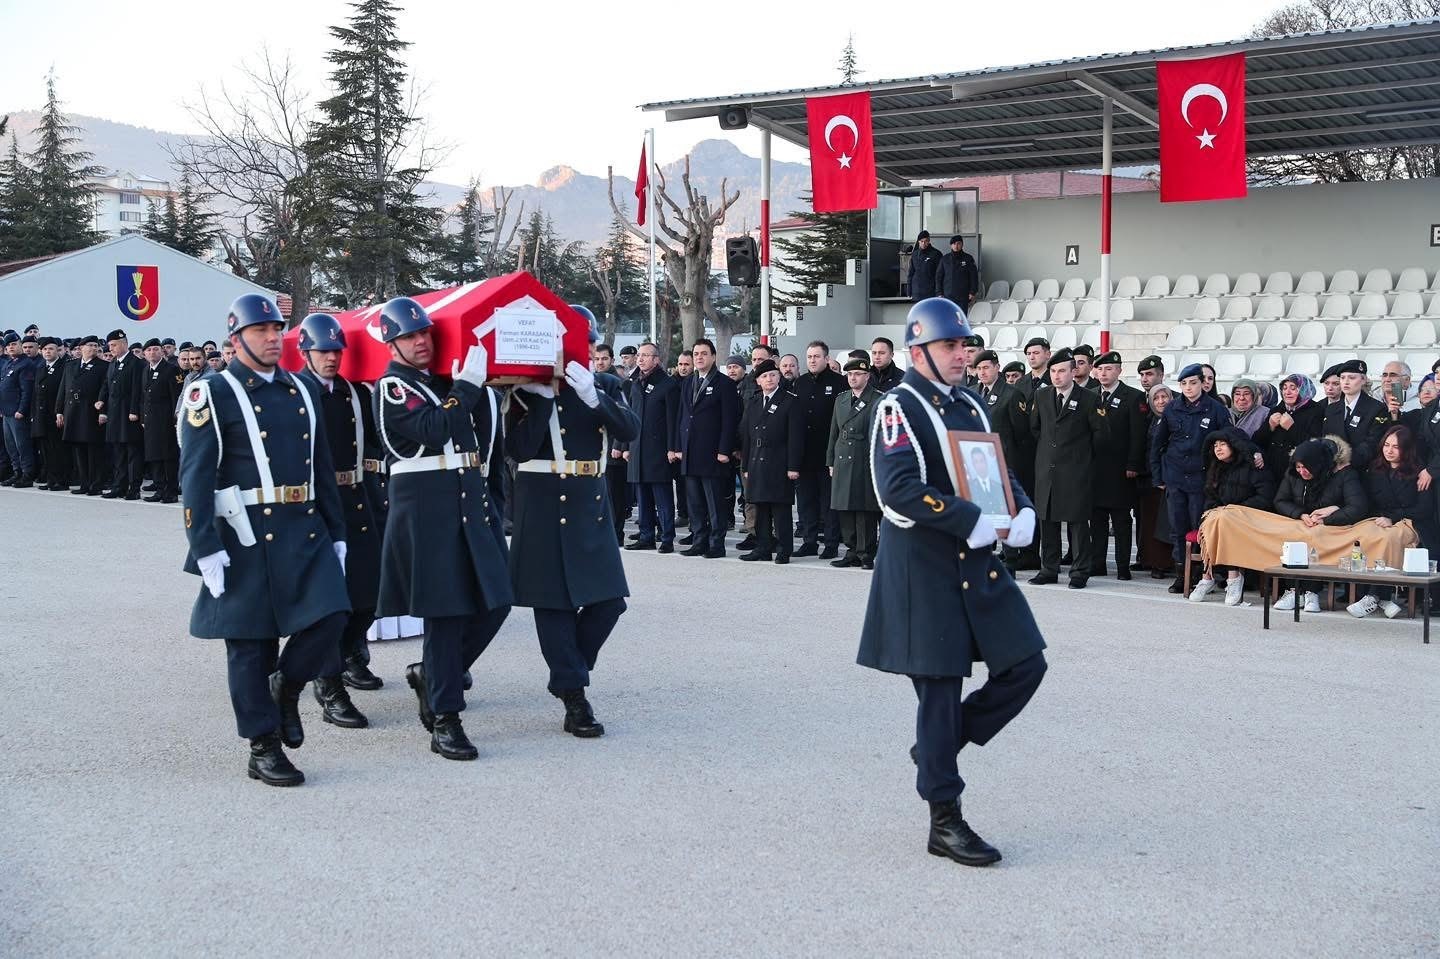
870, 382, 990, 529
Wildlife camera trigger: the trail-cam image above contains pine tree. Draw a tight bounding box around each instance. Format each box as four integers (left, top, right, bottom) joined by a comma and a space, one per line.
0, 134, 41, 260
838, 34, 861, 85
516, 210, 588, 302
771, 191, 867, 309
587, 211, 647, 342
142, 195, 179, 244
174, 175, 218, 257
432, 179, 493, 286
27, 71, 100, 255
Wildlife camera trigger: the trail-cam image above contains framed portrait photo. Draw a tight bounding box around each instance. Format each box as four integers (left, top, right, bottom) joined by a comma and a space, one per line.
946, 431, 1016, 536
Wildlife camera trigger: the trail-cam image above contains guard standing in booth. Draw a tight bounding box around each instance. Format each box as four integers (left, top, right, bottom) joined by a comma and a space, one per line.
179, 293, 352, 787
505, 305, 640, 737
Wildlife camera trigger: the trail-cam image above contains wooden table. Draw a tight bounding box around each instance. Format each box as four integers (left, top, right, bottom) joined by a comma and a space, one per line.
1261, 565, 1440, 643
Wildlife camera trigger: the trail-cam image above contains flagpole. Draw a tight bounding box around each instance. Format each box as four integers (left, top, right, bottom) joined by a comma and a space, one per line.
646, 127, 657, 345
760, 128, 771, 345
1099, 97, 1113, 355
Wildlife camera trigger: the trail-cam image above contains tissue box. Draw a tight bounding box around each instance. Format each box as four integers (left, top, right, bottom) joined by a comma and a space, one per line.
1281, 542, 1309, 568
1403, 548, 1430, 575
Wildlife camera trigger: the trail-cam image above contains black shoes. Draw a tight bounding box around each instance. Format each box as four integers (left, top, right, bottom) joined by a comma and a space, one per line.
1116, 568, 1133, 581
268, 671, 306, 749
248, 733, 304, 787
1150, 569, 1170, 580
735, 535, 757, 551
678, 533, 695, 545
101, 489, 120, 499
431, 713, 478, 760
680, 544, 707, 557
313, 677, 368, 728
793, 543, 819, 558
658, 543, 675, 554
557, 689, 604, 738
774, 554, 790, 565
831, 553, 860, 568
11, 474, 33, 489
819, 545, 840, 560
1167, 577, 1184, 594
704, 547, 725, 559
144, 492, 164, 502
1029, 572, 1059, 585
739, 550, 772, 562
1068, 576, 1088, 590
341, 657, 383, 690
405, 663, 436, 732
861, 559, 874, 570
624, 539, 656, 551
927, 799, 1002, 867
462, 670, 473, 691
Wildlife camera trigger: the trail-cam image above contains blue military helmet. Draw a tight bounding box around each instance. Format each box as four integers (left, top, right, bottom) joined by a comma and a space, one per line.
225, 293, 284, 335
297, 312, 347, 352
379, 296, 433, 343
569, 304, 600, 344
903, 296, 971, 348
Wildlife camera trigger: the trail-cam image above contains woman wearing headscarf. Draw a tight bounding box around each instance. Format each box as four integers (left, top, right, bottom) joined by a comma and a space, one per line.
1137, 383, 1176, 578
1272, 436, 1368, 612
1261, 373, 1324, 483
1229, 378, 1272, 440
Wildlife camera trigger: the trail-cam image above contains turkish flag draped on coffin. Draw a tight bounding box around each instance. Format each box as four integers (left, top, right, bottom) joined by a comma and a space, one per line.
806, 91, 878, 213
1157, 53, 1247, 203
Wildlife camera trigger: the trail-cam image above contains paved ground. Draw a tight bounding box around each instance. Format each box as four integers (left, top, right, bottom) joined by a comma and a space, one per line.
1, 486, 1436, 957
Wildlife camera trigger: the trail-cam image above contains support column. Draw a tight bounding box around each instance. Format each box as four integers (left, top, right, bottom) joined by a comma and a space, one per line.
760, 128, 772, 344
1100, 97, 1113, 354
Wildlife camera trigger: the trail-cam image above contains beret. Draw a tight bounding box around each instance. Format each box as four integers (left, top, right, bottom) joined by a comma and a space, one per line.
1002, 361, 1025, 375
106, 329, 127, 341
142, 338, 161, 349
1072, 344, 1095, 359
1024, 337, 1050, 351
1048, 348, 1075, 368
1335, 359, 1367, 376
1320, 364, 1343, 381
1095, 351, 1122, 367
962, 334, 985, 348
1137, 354, 1163, 373
916, 230, 931, 240
974, 350, 999, 366
618, 345, 637, 355
1178, 363, 1205, 382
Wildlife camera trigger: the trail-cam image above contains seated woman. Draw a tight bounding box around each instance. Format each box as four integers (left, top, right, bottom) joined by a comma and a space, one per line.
1261, 373, 1324, 482
1349, 425, 1437, 619
1190, 427, 1276, 605
1270, 436, 1368, 612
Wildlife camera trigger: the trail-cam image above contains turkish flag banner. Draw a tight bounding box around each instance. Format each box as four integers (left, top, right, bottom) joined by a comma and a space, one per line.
1157, 53, 1247, 203
806, 91, 877, 213
635, 142, 649, 226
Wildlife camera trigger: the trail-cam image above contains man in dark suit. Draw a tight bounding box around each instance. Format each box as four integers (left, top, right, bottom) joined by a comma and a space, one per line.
1028, 349, 1107, 589
30, 338, 70, 490
672, 338, 739, 558
1089, 351, 1147, 579
59, 336, 108, 495
737, 359, 805, 563
1324, 358, 1393, 471
100, 329, 145, 499
937, 235, 979, 308
793, 340, 847, 558
624, 342, 680, 552
140, 338, 184, 503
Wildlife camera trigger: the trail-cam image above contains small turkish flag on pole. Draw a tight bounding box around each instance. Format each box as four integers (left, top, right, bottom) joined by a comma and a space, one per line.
1157, 53, 1247, 203
806, 91, 877, 213
635, 141, 649, 226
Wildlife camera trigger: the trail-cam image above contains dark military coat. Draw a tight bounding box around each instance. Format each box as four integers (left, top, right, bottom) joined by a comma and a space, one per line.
60, 357, 107, 444
374, 361, 512, 619
0, 355, 35, 418
625, 366, 679, 485
507, 372, 639, 609
142, 361, 184, 461
1149, 393, 1231, 494
674, 369, 739, 478
793, 367, 847, 472
352, 381, 390, 530
179, 365, 350, 639
298, 369, 383, 610
1091, 380, 1147, 509
858, 369, 1045, 678
1028, 384, 1108, 522
738, 387, 804, 504
30, 357, 68, 438
102, 352, 145, 443
973, 379, 1029, 482
826, 385, 881, 513
1323, 392, 1393, 472
937, 249, 979, 304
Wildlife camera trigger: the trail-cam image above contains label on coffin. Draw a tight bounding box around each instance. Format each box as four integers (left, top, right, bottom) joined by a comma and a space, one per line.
490, 301, 560, 366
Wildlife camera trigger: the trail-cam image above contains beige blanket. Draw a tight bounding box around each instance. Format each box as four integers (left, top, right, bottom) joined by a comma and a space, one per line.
1199, 505, 1417, 571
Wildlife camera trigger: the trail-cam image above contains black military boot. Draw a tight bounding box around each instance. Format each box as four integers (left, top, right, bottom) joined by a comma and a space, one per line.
430, 713, 478, 760
819, 544, 840, 560
405, 663, 435, 732
556, 688, 605, 738
247, 733, 305, 787
268, 671, 306, 749
927, 799, 1002, 867
0, 467, 12, 486
12, 473, 33, 489
313, 677, 369, 728
341, 656, 383, 691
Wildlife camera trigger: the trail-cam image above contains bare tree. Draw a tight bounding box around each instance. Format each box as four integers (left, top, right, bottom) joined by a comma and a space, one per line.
482, 185, 524, 277
607, 155, 740, 352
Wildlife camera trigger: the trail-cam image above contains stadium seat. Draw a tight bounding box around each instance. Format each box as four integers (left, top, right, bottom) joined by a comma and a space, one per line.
1248, 353, 1284, 379
1395, 268, 1429, 293
1022, 324, 1049, 345
1112, 301, 1134, 324
1222, 296, 1254, 321
1361, 268, 1394, 294
1255, 295, 1287, 320
1173, 274, 1200, 297
1287, 295, 1320, 321
967, 301, 993, 325
1229, 324, 1260, 349
1232, 272, 1262, 297
990, 327, 1020, 351
1114, 275, 1141, 298
1194, 325, 1226, 349
1201, 273, 1231, 297
1020, 299, 1049, 326
1294, 321, 1328, 348
969, 326, 990, 347
1189, 297, 1222, 322
1178, 352, 1212, 370
993, 301, 1020, 324
1427, 294, 1440, 317
1083, 277, 1106, 299
1010, 279, 1036, 301
1263, 271, 1294, 295
986, 280, 1010, 301
1320, 294, 1354, 319
1431, 271, 1440, 292
1406, 352, 1437, 377
1327, 269, 1360, 295
1354, 293, 1388, 320
1364, 320, 1400, 348
1140, 275, 1171, 298
1081, 326, 1102, 350
1059, 278, 1087, 301
1050, 300, 1077, 324
1389, 292, 1425, 319
1285, 352, 1321, 376
1215, 353, 1246, 379
1400, 318, 1437, 348
1260, 322, 1295, 348
1360, 351, 1399, 373
1296, 271, 1327, 295
1050, 326, 1078, 350
1329, 320, 1363, 348
1035, 278, 1060, 300
1078, 300, 1101, 324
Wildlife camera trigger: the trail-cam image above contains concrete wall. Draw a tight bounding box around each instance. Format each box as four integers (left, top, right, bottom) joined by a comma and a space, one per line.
979, 177, 1440, 287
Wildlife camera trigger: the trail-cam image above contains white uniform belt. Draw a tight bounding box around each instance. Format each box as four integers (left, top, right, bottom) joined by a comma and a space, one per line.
239, 484, 312, 505
335, 470, 361, 486
389, 450, 485, 477
515, 458, 603, 476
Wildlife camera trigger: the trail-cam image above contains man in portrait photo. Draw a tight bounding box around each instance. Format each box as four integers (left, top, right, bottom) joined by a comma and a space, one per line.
963, 443, 1011, 520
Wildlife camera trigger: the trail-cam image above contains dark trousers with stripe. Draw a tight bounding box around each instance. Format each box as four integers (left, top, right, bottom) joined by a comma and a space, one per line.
224, 612, 345, 739
424, 606, 511, 715
534, 598, 626, 691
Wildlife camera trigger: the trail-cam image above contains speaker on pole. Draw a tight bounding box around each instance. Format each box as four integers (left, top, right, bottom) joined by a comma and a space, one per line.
725, 236, 760, 287
719, 106, 749, 130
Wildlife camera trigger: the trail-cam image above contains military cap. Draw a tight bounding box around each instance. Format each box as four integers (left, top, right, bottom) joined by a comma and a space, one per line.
618, 344, 638, 356
161, 337, 175, 346
179, 341, 193, 350
1335, 358, 1367, 376
974, 349, 999, 366
842, 355, 871, 373
1048, 348, 1075, 368
1024, 336, 1050, 351
1320, 363, 1343, 382
1002, 360, 1025, 375
1178, 363, 1205, 382
1, 332, 17, 345
80, 335, 100, 346
1095, 351, 1122, 368
206, 351, 222, 360
752, 359, 779, 377
1137, 354, 1163, 373
20, 335, 37, 344
142, 338, 161, 349
1072, 343, 1095, 359
23, 324, 39, 334
106, 329, 127, 342
961, 333, 985, 348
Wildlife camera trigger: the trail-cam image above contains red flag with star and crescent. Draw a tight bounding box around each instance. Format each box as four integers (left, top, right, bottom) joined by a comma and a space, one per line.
806, 91, 877, 213
1157, 53, 1247, 203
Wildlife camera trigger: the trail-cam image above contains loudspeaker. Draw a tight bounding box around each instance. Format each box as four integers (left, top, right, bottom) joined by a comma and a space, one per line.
719, 106, 749, 131
725, 236, 759, 287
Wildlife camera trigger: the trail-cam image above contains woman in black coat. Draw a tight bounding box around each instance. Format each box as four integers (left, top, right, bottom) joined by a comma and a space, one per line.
1137, 384, 1176, 578
1349, 425, 1435, 619
1190, 427, 1276, 605
1261, 373, 1325, 482
1272, 436, 1368, 612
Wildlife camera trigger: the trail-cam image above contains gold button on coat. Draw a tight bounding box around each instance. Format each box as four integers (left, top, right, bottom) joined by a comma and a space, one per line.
962, 581, 970, 589
990, 570, 999, 580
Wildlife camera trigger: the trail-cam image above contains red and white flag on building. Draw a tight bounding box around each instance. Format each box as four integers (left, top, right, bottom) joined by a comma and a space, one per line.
635, 142, 650, 226
806, 91, 877, 213
1157, 53, 1248, 203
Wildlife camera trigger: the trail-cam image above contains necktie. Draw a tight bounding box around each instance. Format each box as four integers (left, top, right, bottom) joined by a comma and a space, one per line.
1056, 391, 1063, 415
1102, 390, 1111, 405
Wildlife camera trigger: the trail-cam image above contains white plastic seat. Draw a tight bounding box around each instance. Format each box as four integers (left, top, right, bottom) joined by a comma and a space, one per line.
1010, 279, 1035, 301
1406, 352, 1437, 377
1361, 268, 1394, 293
1020, 299, 1049, 326
1255, 296, 1287, 320
1364, 320, 1399, 348
1294, 321, 1328, 348
967, 301, 993, 326
969, 326, 990, 348
1263, 271, 1294, 295
1320, 294, 1354, 319
1050, 326, 1078, 350
1189, 297, 1221, 322
1229, 324, 1260, 349
1296, 271, 1327, 295
1035, 278, 1060, 301
990, 327, 1019, 351
1111, 301, 1134, 324
1431, 271, 1440, 292
1081, 326, 1102, 350
1328, 320, 1363, 348
1078, 300, 1102, 324
1232, 272, 1262, 296
1140, 275, 1171, 298
1285, 352, 1321, 376
1287, 295, 1320, 321
1194, 325, 1227, 349
1021, 325, 1049, 345
1215, 353, 1246, 379
993, 301, 1020, 325
1260, 322, 1294, 348
1426, 294, 1440, 318
1354, 293, 1388, 320
1327, 269, 1359, 295
1395, 268, 1429, 293
1222, 296, 1254, 321
1178, 352, 1211, 370
1172, 274, 1200, 297
1399, 318, 1437, 348
1389, 292, 1424, 319
1201, 273, 1231, 297
986, 279, 1010, 301
1059, 278, 1087, 301
1049, 300, 1077, 324
1248, 353, 1284, 378
1114, 275, 1141, 298
1360, 351, 1399, 373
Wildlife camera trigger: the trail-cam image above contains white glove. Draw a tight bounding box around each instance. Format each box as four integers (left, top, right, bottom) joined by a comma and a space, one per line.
1000, 507, 1036, 549
197, 550, 231, 599
516, 382, 554, 398
966, 514, 998, 550
333, 541, 347, 575
565, 361, 599, 408
452, 343, 489, 388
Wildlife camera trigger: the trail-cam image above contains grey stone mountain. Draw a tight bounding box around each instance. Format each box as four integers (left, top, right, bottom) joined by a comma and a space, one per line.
3, 110, 813, 248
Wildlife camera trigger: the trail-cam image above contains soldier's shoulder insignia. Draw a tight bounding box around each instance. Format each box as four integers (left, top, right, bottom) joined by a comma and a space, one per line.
1018, 401, 1027, 411
182, 381, 211, 417
442, 396, 459, 410
382, 378, 410, 405
175, 373, 184, 384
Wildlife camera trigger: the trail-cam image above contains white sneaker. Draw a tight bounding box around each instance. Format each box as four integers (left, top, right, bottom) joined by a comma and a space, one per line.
1303, 592, 1321, 613
1224, 578, 1244, 606
1188, 578, 1215, 603
1347, 594, 1380, 619
1381, 600, 1403, 619
1274, 589, 1297, 610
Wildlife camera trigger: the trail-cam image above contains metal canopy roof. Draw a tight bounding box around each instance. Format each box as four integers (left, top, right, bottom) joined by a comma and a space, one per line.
640, 19, 1440, 185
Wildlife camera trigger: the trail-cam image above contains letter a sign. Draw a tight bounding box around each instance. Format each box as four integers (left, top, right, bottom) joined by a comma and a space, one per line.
116, 265, 160, 321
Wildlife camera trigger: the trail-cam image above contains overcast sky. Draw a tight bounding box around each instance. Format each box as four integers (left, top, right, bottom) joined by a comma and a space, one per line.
5, 0, 1275, 187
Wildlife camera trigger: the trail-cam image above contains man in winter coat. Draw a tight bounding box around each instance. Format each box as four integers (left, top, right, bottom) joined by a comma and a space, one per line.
826, 355, 882, 568
1148, 363, 1231, 593
906, 231, 943, 300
